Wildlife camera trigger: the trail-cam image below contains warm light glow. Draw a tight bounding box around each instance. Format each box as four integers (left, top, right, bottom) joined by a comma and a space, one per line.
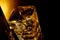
0, 0, 18, 20
0, 0, 9, 20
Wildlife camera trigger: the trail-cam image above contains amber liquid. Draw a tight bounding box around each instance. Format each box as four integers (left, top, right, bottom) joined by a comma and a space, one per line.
8, 6, 42, 40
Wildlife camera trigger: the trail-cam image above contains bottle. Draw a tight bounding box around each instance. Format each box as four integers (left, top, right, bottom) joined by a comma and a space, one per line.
0, 6, 10, 40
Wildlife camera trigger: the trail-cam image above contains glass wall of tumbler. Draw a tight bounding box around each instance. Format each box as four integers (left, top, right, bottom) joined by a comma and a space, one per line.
8, 6, 43, 40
